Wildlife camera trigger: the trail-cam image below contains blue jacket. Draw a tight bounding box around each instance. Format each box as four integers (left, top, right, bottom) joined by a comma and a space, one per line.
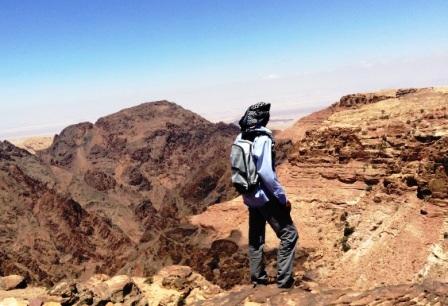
239, 126, 288, 207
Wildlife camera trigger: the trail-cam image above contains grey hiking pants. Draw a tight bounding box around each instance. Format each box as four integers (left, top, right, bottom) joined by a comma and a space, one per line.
248, 200, 298, 288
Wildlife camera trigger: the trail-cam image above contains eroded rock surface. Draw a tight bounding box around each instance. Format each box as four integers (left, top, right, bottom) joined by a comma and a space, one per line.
0, 141, 133, 286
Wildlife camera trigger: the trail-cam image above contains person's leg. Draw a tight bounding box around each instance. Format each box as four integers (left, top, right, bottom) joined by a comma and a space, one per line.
276, 221, 298, 288
248, 206, 268, 285
259, 201, 298, 288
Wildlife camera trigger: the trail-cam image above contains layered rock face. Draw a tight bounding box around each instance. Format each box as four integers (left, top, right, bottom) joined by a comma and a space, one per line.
191, 87, 448, 290
283, 87, 448, 289
0, 141, 133, 285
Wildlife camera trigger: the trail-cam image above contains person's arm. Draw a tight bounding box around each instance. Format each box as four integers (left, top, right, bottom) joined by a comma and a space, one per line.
254, 136, 287, 205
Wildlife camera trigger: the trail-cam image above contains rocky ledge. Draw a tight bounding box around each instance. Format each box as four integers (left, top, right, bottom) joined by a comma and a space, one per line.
0, 266, 221, 306
2, 270, 447, 306
202, 279, 448, 306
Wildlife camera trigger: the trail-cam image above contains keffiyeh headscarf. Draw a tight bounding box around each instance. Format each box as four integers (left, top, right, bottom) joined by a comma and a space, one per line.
238, 102, 271, 131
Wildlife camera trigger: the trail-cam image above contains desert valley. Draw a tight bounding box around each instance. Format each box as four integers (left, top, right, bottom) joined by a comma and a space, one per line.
1, 87, 448, 305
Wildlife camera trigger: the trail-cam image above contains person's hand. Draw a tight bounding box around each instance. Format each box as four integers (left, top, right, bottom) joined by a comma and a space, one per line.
285, 199, 292, 211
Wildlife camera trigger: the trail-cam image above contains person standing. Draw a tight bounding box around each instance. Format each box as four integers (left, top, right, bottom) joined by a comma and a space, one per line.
231, 102, 298, 288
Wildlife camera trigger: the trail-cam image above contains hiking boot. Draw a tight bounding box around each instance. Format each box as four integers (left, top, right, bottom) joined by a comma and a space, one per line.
252, 279, 269, 288
277, 277, 295, 289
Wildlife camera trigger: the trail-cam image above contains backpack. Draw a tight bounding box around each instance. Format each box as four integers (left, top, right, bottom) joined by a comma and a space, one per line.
230, 130, 273, 194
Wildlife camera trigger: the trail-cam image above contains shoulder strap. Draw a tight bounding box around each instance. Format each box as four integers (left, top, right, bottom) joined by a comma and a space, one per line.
241, 130, 276, 170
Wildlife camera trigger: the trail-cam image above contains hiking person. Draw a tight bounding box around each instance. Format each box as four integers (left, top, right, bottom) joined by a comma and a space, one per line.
230, 102, 298, 288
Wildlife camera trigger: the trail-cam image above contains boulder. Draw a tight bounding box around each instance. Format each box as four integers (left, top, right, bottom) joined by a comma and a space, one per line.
0, 275, 26, 291
104, 275, 140, 303
75, 275, 141, 305
160, 266, 193, 291
49, 281, 78, 305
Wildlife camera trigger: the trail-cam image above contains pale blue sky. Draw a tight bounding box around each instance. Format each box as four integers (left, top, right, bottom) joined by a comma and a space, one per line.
1, 1, 447, 138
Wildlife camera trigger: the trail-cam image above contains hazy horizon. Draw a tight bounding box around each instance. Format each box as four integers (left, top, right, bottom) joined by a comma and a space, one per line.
1, 1, 448, 139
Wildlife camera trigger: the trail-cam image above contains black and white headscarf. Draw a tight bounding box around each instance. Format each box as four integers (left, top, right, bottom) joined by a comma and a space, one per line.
238, 102, 271, 131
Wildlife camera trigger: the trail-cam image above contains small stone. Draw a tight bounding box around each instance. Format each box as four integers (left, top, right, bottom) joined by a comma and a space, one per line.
0, 275, 26, 290
28, 299, 43, 306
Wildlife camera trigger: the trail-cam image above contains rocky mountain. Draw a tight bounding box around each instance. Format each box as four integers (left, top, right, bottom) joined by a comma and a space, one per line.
1, 101, 240, 286
39, 100, 238, 218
